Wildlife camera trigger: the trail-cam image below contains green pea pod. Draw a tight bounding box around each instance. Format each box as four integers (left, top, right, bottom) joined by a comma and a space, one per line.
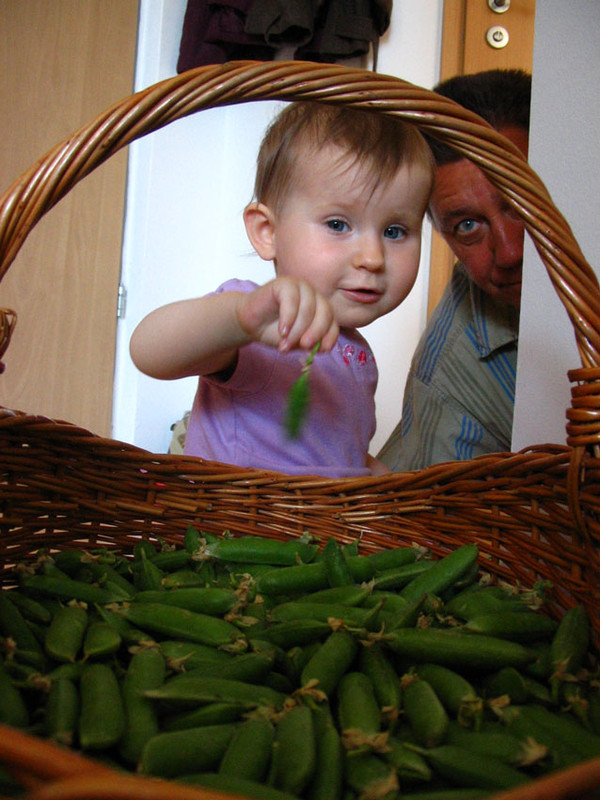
271, 704, 317, 796
310, 705, 344, 800
358, 645, 402, 724
219, 717, 275, 781
80, 560, 135, 597
383, 737, 432, 783
344, 752, 398, 799
147, 549, 193, 572
373, 560, 434, 591
0, 658, 29, 729
463, 611, 557, 642
256, 556, 373, 596
21, 574, 119, 604
159, 639, 233, 670
383, 628, 535, 670
322, 537, 353, 588
114, 601, 245, 649
400, 544, 479, 602
415, 663, 481, 722
94, 604, 155, 645
413, 744, 529, 790
204, 534, 318, 566
444, 721, 546, 768
337, 671, 381, 741
145, 676, 286, 709
163, 702, 249, 732
517, 704, 600, 761
168, 650, 275, 685
482, 666, 529, 704
133, 587, 238, 616
402, 677, 449, 749
82, 620, 122, 660
119, 647, 166, 765
140, 723, 239, 778
498, 705, 584, 770
162, 568, 207, 588
184, 525, 202, 554
45, 604, 88, 663
365, 546, 420, 573
134, 548, 165, 592
46, 677, 79, 746
268, 600, 379, 629
79, 663, 126, 750
4, 589, 52, 625
0, 590, 46, 657
549, 604, 590, 702
301, 629, 358, 696
251, 620, 332, 650
295, 584, 372, 607
284, 342, 320, 438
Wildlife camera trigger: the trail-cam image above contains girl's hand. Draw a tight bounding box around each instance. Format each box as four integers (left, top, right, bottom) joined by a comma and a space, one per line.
236, 277, 339, 353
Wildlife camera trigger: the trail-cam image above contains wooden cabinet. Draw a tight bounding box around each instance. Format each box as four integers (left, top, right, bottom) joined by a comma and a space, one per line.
0, 0, 139, 436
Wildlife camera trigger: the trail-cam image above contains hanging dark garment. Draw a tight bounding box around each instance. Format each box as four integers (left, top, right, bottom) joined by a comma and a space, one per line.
295, 0, 393, 68
177, 0, 275, 73
177, 0, 393, 72
244, 1, 321, 48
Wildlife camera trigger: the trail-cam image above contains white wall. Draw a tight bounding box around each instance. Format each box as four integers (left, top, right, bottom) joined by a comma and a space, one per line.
512, 0, 600, 451
112, 0, 443, 455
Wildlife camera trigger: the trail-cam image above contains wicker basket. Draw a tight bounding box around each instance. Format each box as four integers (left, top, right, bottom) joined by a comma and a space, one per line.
1, 60, 600, 800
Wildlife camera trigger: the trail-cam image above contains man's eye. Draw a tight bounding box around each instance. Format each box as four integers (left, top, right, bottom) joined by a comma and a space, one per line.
327, 219, 349, 232
455, 219, 479, 235
384, 225, 406, 240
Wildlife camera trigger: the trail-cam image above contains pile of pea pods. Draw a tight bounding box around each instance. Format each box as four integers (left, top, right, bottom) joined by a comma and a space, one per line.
1, 527, 599, 800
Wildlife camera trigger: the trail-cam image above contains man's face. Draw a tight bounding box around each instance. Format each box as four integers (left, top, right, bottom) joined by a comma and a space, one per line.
429, 127, 529, 309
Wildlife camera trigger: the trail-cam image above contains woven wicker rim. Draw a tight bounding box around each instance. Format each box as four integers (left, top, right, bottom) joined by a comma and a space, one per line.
1, 61, 600, 800
1, 60, 599, 539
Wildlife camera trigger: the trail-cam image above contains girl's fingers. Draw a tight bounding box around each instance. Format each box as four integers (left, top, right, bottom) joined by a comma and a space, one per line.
241, 278, 338, 353
296, 293, 338, 353
286, 285, 337, 352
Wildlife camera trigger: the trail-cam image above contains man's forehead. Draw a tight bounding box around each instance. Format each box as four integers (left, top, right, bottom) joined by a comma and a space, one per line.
429, 159, 499, 220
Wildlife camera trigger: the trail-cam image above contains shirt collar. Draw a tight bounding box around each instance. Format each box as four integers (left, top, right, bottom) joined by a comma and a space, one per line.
461, 264, 520, 358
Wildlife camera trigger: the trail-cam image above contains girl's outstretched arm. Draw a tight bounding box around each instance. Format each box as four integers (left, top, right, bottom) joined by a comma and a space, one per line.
129, 277, 338, 381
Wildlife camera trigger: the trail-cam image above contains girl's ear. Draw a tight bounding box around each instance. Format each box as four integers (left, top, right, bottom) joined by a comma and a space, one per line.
243, 202, 277, 261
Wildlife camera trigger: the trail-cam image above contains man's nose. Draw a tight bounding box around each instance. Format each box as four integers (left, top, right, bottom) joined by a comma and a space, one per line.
353, 233, 385, 270
492, 215, 525, 270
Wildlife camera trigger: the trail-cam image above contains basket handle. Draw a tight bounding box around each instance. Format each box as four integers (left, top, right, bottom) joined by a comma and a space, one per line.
1, 61, 597, 352
0, 61, 597, 522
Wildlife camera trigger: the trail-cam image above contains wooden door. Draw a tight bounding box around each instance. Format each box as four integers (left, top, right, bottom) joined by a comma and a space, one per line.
428, 0, 537, 316
0, 0, 139, 436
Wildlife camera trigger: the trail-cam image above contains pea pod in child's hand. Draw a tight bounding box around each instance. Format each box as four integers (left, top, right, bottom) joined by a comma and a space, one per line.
284, 342, 320, 438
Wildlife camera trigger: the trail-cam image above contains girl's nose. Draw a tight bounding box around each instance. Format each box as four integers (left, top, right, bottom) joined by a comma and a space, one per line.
353, 233, 384, 271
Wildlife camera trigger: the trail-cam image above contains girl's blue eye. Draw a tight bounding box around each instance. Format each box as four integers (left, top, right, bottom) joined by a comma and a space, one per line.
327, 219, 349, 232
384, 225, 406, 240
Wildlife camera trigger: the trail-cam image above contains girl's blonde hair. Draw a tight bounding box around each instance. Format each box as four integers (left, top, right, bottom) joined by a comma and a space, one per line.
253, 101, 435, 212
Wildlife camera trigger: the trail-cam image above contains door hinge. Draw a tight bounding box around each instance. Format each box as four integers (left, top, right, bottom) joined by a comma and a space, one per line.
117, 283, 127, 319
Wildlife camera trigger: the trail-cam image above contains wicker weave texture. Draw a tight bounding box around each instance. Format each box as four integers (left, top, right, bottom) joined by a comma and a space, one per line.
1, 61, 600, 800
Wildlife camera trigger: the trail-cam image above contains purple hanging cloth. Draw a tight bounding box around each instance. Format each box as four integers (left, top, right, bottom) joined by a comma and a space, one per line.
177, 0, 275, 72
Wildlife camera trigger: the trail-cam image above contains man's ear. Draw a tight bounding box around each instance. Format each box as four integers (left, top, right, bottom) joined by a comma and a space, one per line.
243, 202, 277, 261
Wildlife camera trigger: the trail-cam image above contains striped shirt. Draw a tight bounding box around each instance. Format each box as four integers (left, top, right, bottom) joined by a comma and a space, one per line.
378, 263, 519, 471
